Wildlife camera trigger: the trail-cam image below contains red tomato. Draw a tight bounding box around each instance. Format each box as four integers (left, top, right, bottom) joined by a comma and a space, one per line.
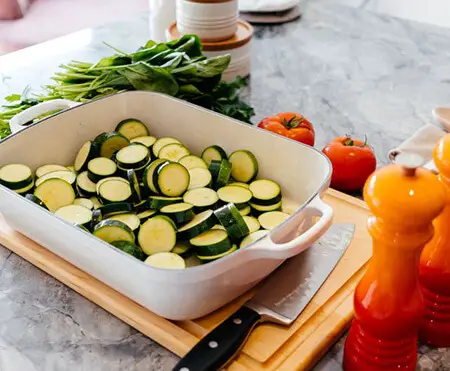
258, 112, 315, 146
322, 136, 377, 192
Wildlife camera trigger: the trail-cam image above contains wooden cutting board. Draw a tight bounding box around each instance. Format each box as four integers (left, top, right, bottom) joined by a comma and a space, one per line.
0, 189, 371, 370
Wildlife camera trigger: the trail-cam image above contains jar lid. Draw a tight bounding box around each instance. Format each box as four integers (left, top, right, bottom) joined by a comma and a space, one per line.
167, 20, 253, 51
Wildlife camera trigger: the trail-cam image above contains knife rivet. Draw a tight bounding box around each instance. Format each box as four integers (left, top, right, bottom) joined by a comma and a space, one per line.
209, 341, 218, 348
233, 318, 242, 325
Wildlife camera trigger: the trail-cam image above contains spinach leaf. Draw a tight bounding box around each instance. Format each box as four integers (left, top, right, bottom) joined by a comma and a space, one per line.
167, 35, 202, 58
132, 43, 170, 63
172, 55, 231, 79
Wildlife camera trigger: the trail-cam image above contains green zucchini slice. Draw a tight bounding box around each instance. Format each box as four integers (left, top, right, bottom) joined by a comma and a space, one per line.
93, 132, 130, 159
55, 204, 92, 227
111, 241, 146, 260
109, 213, 141, 232
76, 171, 97, 196
243, 216, 260, 233
229, 150, 259, 183
228, 182, 250, 189
15, 181, 35, 195
142, 159, 167, 193
209, 159, 232, 189
160, 202, 195, 225
116, 144, 150, 170
98, 202, 134, 217
201, 145, 227, 165
250, 201, 282, 213
171, 241, 192, 257
158, 143, 190, 162
34, 178, 76, 212
93, 219, 135, 243
258, 211, 290, 230
149, 195, 183, 210
87, 157, 117, 183
25, 194, 48, 210
190, 229, 232, 257
183, 188, 218, 212
115, 118, 149, 140
73, 197, 94, 210
36, 164, 68, 178
188, 168, 212, 190
130, 135, 157, 149
145, 252, 186, 269
137, 209, 157, 222
74, 140, 95, 172
127, 169, 142, 204
239, 205, 252, 216
240, 230, 269, 249
98, 179, 132, 204
0, 164, 33, 190
138, 215, 177, 255
197, 244, 238, 262
214, 203, 250, 239
95, 176, 129, 195
178, 209, 216, 239
249, 179, 282, 205
217, 185, 252, 207
152, 162, 190, 197
35, 170, 76, 188
153, 137, 181, 157
178, 155, 208, 170
91, 208, 102, 227
90, 196, 102, 209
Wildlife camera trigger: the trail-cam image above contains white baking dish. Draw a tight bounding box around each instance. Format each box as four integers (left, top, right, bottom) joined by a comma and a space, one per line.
0, 91, 333, 320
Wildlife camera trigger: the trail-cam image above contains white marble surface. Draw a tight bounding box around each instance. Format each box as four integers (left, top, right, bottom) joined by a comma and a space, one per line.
1, 1, 450, 370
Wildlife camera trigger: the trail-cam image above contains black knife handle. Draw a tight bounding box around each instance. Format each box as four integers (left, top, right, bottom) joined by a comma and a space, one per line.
173, 306, 261, 371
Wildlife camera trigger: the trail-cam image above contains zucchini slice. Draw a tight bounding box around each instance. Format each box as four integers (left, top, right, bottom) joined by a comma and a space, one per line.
142, 159, 167, 193
184, 254, 202, 267
258, 211, 290, 230
76, 171, 97, 196
183, 188, 218, 212
34, 178, 76, 212
93, 132, 130, 159
243, 216, 260, 233
35, 170, 76, 188
240, 230, 269, 249
178, 155, 208, 170
239, 205, 251, 216
131, 135, 157, 149
201, 145, 227, 165
250, 201, 282, 213
15, 181, 35, 195
90, 196, 102, 209
152, 162, 190, 197
138, 215, 177, 255
209, 159, 232, 189
115, 118, 149, 140
25, 194, 48, 210
116, 144, 150, 170
211, 224, 226, 230
92, 208, 102, 227
36, 164, 68, 178
134, 200, 149, 213
93, 220, 135, 243
188, 168, 212, 190
178, 209, 216, 239
55, 204, 92, 227
149, 195, 183, 210
160, 202, 195, 225
98, 179, 132, 204
74, 140, 95, 172
137, 209, 157, 222
228, 182, 250, 189
217, 185, 252, 207
249, 179, 282, 205
0, 164, 33, 190
127, 169, 141, 203
158, 143, 190, 162
171, 241, 192, 257
145, 252, 186, 269
153, 137, 181, 157
87, 157, 117, 183
214, 203, 250, 239
109, 213, 141, 232
98, 202, 134, 217
66, 165, 76, 174
73, 197, 94, 210
229, 150, 259, 183
197, 244, 238, 262
111, 241, 146, 260
95, 176, 129, 195
190, 229, 232, 257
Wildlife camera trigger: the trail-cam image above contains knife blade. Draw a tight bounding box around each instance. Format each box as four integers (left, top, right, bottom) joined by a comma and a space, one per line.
173, 223, 355, 371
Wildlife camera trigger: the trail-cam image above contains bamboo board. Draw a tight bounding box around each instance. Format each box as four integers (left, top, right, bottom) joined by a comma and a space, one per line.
0, 189, 371, 370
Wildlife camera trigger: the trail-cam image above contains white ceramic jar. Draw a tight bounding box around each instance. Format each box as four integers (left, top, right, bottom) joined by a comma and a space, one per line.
176, 0, 238, 42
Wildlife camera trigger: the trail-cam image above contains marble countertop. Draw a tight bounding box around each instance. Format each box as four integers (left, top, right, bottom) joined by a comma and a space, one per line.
1, 1, 450, 370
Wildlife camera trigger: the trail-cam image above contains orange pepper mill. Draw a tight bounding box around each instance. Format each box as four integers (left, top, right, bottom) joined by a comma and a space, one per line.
419, 133, 450, 346
343, 153, 446, 371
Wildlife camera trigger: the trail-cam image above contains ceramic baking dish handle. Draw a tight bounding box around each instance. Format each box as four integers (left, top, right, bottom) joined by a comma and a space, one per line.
248, 195, 333, 260
9, 99, 79, 134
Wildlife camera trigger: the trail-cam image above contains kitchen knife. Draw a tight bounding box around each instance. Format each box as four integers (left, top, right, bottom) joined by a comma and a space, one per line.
173, 223, 355, 371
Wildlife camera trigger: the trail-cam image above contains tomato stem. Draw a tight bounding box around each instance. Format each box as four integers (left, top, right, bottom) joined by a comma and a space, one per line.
282, 116, 303, 129
344, 135, 354, 146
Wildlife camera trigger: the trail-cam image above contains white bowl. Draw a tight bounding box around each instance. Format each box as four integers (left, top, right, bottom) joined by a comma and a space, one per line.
0, 91, 333, 320
433, 107, 450, 132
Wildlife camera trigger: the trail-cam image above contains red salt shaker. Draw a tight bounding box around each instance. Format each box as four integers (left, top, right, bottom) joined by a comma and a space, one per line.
419, 134, 450, 346
343, 153, 446, 371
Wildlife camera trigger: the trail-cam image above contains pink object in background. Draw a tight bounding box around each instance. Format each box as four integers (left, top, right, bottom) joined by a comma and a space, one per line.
0, 0, 31, 20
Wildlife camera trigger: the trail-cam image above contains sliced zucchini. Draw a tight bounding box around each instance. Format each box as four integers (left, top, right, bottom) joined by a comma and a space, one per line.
229, 150, 259, 183
258, 211, 290, 230
34, 178, 76, 212
178, 209, 216, 239
217, 185, 252, 208
115, 118, 149, 140
138, 215, 177, 255
198, 244, 238, 262
229, 182, 250, 189
201, 145, 227, 165
127, 169, 141, 203
35, 170, 76, 188
117, 156, 152, 179
73, 197, 94, 210
92, 208, 102, 227
76, 224, 90, 233
95, 176, 129, 195
178, 155, 208, 170
137, 209, 157, 222
183, 188, 218, 212
93, 219, 135, 243
74, 140, 95, 172
214, 203, 250, 239
171, 241, 192, 257
249, 179, 282, 205
116, 144, 150, 170
184, 254, 202, 267
15, 181, 35, 195
188, 168, 212, 190
109, 213, 141, 232
134, 200, 149, 213
90, 196, 102, 209
142, 159, 167, 193
66, 165, 76, 174
93, 132, 130, 159
250, 201, 282, 213
160, 202, 195, 225
131, 135, 157, 149
111, 241, 146, 260
145, 252, 185, 269
76, 171, 97, 196
158, 143, 190, 162
152, 162, 190, 197
87, 157, 117, 182
240, 230, 269, 249
190, 229, 232, 257
0, 164, 33, 190
211, 224, 226, 230
209, 159, 232, 189
55, 204, 92, 227
98, 179, 132, 204
152, 137, 181, 157
243, 216, 260, 233
25, 194, 48, 210
36, 164, 68, 178
98, 202, 134, 217
239, 205, 251, 216
149, 195, 183, 210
